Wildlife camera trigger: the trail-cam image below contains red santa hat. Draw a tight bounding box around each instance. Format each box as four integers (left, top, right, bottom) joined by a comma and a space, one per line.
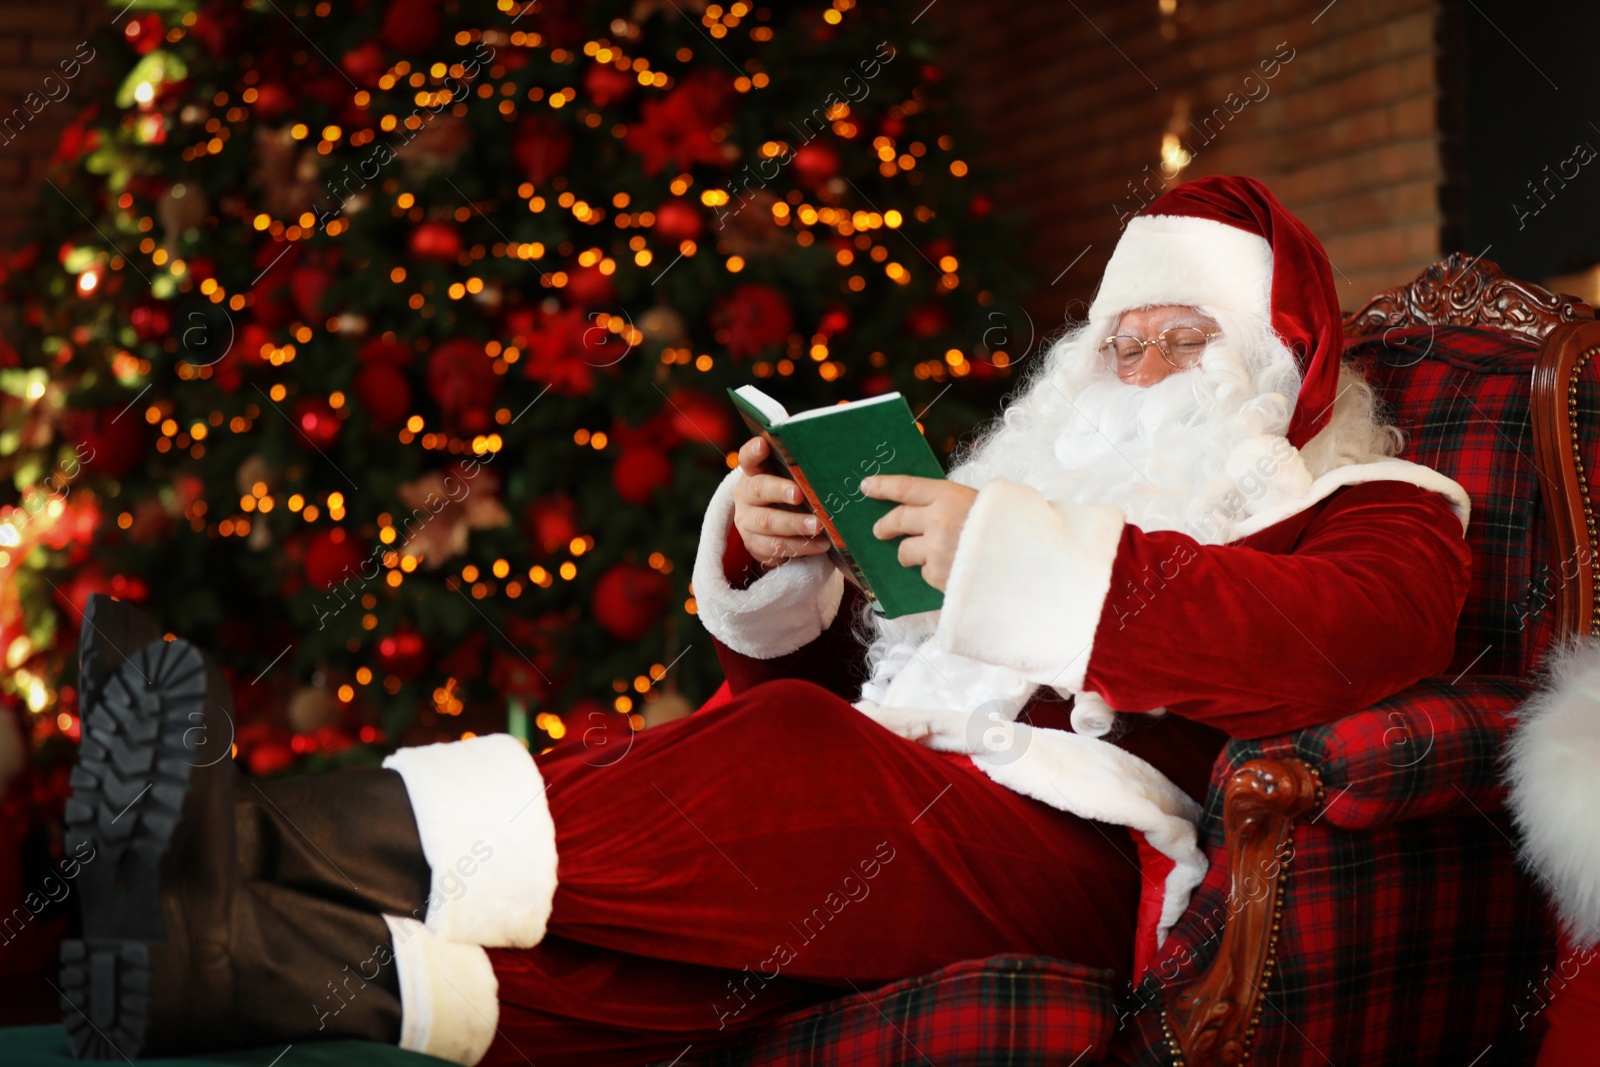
1086, 175, 1342, 449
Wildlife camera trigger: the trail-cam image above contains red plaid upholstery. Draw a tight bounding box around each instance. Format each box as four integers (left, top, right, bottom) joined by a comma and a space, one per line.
708, 324, 1567, 1066
1111, 676, 1557, 1066
1347, 325, 1599, 678
673, 955, 1116, 1067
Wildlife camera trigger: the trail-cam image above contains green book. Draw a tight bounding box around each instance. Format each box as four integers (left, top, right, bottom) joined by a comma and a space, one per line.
728, 385, 946, 618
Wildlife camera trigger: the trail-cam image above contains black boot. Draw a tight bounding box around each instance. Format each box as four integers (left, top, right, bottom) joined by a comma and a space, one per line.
57, 638, 411, 1058
76, 593, 164, 710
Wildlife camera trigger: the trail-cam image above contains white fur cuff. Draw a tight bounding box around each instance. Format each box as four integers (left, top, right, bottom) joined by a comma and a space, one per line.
384, 914, 499, 1066
691, 465, 846, 659
1507, 641, 1600, 948
383, 733, 557, 948
932, 479, 1125, 694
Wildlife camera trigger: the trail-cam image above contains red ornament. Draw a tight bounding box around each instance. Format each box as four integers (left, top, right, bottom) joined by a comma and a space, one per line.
245, 737, 296, 777
880, 113, 906, 139
564, 263, 616, 306
290, 264, 334, 322
409, 220, 463, 264
426, 338, 499, 433
904, 301, 950, 340
662, 388, 734, 449
791, 141, 841, 189
129, 301, 171, 343
524, 494, 580, 554
612, 446, 673, 506
518, 307, 606, 397
252, 82, 295, 122
711, 284, 793, 360
592, 564, 671, 642
353, 364, 412, 427
489, 614, 564, 702
922, 238, 955, 263
292, 397, 342, 450
968, 193, 993, 219
651, 199, 704, 245
64, 407, 147, 480
511, 114, 573, 186
251, 242, 302, 328
304, 528, 364, 590
125, 14, 164, 55
342, 42, 388, 87
862, 372, 895, 396
819, 305, 851, 338
624, 71, 734, 177
381, 0, 442, 53
583, 62, 635, 109
375, 625, 429, 680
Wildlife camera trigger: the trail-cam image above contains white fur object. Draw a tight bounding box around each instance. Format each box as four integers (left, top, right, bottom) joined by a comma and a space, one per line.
383, 914, 499, 1066
932, 479, 1126, 694
691, 466, 846, 659
383, 733, 557, 948
1087, 213, 1274, 322
1230, 457, 1470, 539
852, 698, 1204, 945
1506, 640, 1600, 949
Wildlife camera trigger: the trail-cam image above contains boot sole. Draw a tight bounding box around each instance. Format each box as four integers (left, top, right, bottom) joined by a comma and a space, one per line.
77, 594, 164, 714
59, 638, 208, 1061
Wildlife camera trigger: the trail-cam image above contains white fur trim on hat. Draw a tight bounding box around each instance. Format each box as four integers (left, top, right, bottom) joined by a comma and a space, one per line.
1088, 213, 1273, 323
931, 478, 1126, 694
1506, 640, 1600, 949
691, 465, 846, 659
384, 914, 499, 1066
383, 733, 557, 948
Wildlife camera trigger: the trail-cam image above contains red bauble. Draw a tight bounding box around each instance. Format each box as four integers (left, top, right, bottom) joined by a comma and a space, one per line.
968, 193, 993, 219
237, 323, 274, 365
245, 738, 296, 777
592, 564, 671, 642
375, 625, 429, 680
352, 364, 412, 427
129, 301, 170, 343
612, 446, 673, 506
663, 388, 734, 449
125, 14, 164, 56
512, 114, 573, 186
409, 220, 463, 264
564, 264, 616, 306
381, 0, 442, 53
359, 335, 414, 366
904, 301, 951, 340
524, 494, 580, 554
819, 305, 851, 338
251, 242, 301, 328
583, 62, 635, 108
880, 113, 906, 139
290, 265, 333, 322
791, 141, 841, 189
426, 338, 498, 433
342, 42, 388, 87
651, 198, 704, 245
304, 528, 364, 590
252, 82, 295, 122
292, 397, 342, 450
65, 407, 147, 480
711, 283, 794, 360
862, 372, 895, 396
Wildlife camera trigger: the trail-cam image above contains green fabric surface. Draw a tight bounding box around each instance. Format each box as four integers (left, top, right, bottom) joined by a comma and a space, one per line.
0, 1026, 452, 1067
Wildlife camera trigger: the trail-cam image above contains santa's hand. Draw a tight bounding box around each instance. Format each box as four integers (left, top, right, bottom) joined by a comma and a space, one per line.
732, 436, 832, 571
862, 475, 977, 592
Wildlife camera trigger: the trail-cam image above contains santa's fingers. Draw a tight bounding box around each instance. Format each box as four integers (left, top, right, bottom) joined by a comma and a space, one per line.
893, 535, 954, 591
737, 471, 806, 507
871, 503, 927, 540
745, 505, 821, 538
751, 533, 832, 564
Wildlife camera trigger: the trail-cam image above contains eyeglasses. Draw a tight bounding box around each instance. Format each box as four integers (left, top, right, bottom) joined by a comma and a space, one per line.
1098, 326, 1221, 379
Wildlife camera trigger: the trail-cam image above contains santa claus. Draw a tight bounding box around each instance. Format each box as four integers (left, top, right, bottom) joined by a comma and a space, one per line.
59, 177, 1472, 1067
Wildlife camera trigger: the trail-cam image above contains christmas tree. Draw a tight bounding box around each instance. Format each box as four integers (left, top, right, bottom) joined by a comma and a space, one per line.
0, 0, 1032, 786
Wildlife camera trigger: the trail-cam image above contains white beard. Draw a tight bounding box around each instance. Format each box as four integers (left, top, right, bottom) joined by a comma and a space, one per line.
852, 307, 1318, 735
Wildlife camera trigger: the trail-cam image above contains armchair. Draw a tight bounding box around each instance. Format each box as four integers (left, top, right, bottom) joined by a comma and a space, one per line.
678, 254, 1595, 1067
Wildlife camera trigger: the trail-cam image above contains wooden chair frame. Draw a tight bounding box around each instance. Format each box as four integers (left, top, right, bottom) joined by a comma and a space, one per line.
1161, 252, 1600, 1066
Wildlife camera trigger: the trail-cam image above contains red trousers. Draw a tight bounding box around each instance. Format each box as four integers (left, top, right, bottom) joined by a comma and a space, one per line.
483, 678, 1143, 1066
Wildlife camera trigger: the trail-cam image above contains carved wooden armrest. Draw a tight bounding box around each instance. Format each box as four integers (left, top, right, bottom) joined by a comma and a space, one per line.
1161, 758, 1322, 1067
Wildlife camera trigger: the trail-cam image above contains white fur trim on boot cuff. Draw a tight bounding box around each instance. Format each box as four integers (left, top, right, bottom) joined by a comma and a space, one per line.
1506, 640, 1600, 948
383, 733, 557, 948
691, 465, 846, 659
384, 914, 498, 1066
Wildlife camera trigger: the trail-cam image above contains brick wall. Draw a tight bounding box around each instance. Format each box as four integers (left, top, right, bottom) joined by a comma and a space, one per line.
926, 0, 1448, 322
0, 0, 112, 244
